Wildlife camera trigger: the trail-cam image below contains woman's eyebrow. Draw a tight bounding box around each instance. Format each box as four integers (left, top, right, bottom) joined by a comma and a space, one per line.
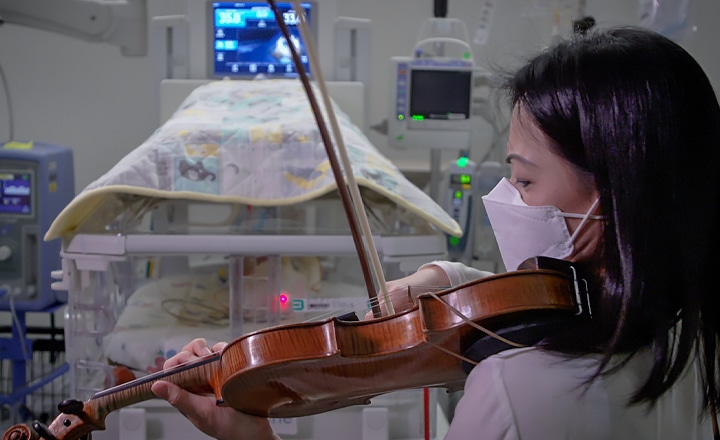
505, 153, 538, 167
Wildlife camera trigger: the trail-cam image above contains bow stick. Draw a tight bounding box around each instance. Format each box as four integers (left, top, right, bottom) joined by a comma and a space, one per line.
268, 0, 394, 317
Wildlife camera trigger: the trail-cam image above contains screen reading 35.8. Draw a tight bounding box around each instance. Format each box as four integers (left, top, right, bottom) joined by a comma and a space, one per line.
210, 2, 312, 78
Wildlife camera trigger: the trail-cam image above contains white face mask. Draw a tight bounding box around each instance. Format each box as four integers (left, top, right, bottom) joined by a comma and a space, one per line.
481, 178, 603, 272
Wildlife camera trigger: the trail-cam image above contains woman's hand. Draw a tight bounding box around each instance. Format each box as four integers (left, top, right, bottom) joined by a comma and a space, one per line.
366, 264, 452, 319
151, 338, 281, 440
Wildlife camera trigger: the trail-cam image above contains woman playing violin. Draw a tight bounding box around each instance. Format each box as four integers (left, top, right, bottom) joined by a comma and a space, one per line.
151, 26, 720, 439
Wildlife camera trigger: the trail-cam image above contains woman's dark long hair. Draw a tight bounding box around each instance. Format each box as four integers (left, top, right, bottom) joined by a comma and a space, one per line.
503, 27, 720, 412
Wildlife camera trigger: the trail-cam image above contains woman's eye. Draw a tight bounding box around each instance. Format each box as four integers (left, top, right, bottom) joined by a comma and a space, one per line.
514, 179, 530, 188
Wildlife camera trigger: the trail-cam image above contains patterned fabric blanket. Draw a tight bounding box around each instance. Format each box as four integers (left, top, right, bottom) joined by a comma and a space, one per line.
46, 79, 461, 240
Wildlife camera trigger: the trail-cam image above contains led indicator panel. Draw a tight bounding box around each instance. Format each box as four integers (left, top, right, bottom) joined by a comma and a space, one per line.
450, 173, 472, 190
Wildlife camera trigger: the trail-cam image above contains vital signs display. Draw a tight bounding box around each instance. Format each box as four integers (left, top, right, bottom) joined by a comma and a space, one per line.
207, 1, 315, 79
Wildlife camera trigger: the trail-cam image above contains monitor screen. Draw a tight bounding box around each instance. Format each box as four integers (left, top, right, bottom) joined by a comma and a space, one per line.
0, 170, 33, 216
409, 70, 472, 120
208, 2, 313, 78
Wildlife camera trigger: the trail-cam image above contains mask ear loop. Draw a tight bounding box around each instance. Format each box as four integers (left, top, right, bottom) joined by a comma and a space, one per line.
567, 198, 602, 243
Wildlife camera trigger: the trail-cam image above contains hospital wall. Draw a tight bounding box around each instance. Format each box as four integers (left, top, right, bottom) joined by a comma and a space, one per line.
0, 0, 717, 194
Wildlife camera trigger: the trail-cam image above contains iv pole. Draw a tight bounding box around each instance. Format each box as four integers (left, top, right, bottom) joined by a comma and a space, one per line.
428, 0, 451, 202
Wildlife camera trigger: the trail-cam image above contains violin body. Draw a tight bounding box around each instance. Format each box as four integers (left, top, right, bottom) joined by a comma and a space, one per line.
2, 260, 589, 440
220, 266, 582, 417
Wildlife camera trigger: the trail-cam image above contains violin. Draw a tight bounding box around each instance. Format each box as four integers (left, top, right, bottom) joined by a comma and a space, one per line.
2, 257, 592, 440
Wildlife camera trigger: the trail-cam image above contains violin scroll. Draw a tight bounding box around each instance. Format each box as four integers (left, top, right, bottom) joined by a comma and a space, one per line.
2, 401, 101, 440
2, 424, 37, 440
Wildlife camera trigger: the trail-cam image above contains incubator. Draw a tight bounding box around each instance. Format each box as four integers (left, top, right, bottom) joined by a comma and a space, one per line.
45, 79, 460, 439
57, 199, 447, 438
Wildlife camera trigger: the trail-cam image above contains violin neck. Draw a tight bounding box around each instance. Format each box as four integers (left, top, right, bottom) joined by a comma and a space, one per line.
89, 353, 221, 416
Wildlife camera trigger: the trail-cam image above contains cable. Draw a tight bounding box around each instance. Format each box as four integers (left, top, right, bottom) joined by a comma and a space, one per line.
0, 60, 15, 141
9, 294, 31, 366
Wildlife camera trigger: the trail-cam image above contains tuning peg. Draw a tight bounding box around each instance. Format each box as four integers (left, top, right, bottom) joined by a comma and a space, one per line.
57, 399, 84, 416
31, 421, 57, 440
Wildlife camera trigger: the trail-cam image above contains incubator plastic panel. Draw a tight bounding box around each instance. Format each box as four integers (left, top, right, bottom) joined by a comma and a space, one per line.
56, 195, 447, 439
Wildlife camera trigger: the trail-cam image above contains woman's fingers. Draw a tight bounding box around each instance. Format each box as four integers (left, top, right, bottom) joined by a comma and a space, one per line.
212, 341, 228, 353
163, 338, 225, 370
151, 381, 280, 440
185, 338, 214, 356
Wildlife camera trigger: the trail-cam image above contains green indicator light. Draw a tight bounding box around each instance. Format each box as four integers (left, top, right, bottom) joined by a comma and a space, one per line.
463, 52, 471, 60
449, 236, 460, 246
397, 114, 404, 121
411, 115, 424, 121
460, 174, 471, 184
454, 190, 462, 199
457, 157, 469, 168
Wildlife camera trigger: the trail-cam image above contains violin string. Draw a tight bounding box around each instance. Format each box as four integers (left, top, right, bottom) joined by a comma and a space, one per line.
295, 284, 461, 324
296, 286, 418, 323
425, 292, 526, 348
101, 351, 221, 394
360, 284, 444, 312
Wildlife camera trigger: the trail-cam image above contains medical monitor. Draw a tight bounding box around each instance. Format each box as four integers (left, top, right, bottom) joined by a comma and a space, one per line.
0, 169, 34, 217
388, 57, 475, 150
206, 1, 316, 79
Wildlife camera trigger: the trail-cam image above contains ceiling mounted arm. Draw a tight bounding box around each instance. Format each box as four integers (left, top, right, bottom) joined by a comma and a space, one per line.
0, 0, 147, 56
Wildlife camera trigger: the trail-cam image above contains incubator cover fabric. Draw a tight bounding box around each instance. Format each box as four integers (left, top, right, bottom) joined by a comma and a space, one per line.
45, 79, 461, 240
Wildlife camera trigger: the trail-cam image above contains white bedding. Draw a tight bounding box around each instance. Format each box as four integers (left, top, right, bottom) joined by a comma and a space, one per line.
106, 258, 369, 375
46, 79, 461, 240
105, 272, 230, 373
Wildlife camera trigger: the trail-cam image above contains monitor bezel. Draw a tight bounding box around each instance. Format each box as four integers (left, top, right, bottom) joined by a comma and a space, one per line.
205, 0, 318, 80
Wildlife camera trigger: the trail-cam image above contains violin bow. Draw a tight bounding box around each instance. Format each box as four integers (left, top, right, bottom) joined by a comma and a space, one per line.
268, 0, 394, 317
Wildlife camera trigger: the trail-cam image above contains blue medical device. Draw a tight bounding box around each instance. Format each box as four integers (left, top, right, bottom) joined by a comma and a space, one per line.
0, 142, 74, 311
